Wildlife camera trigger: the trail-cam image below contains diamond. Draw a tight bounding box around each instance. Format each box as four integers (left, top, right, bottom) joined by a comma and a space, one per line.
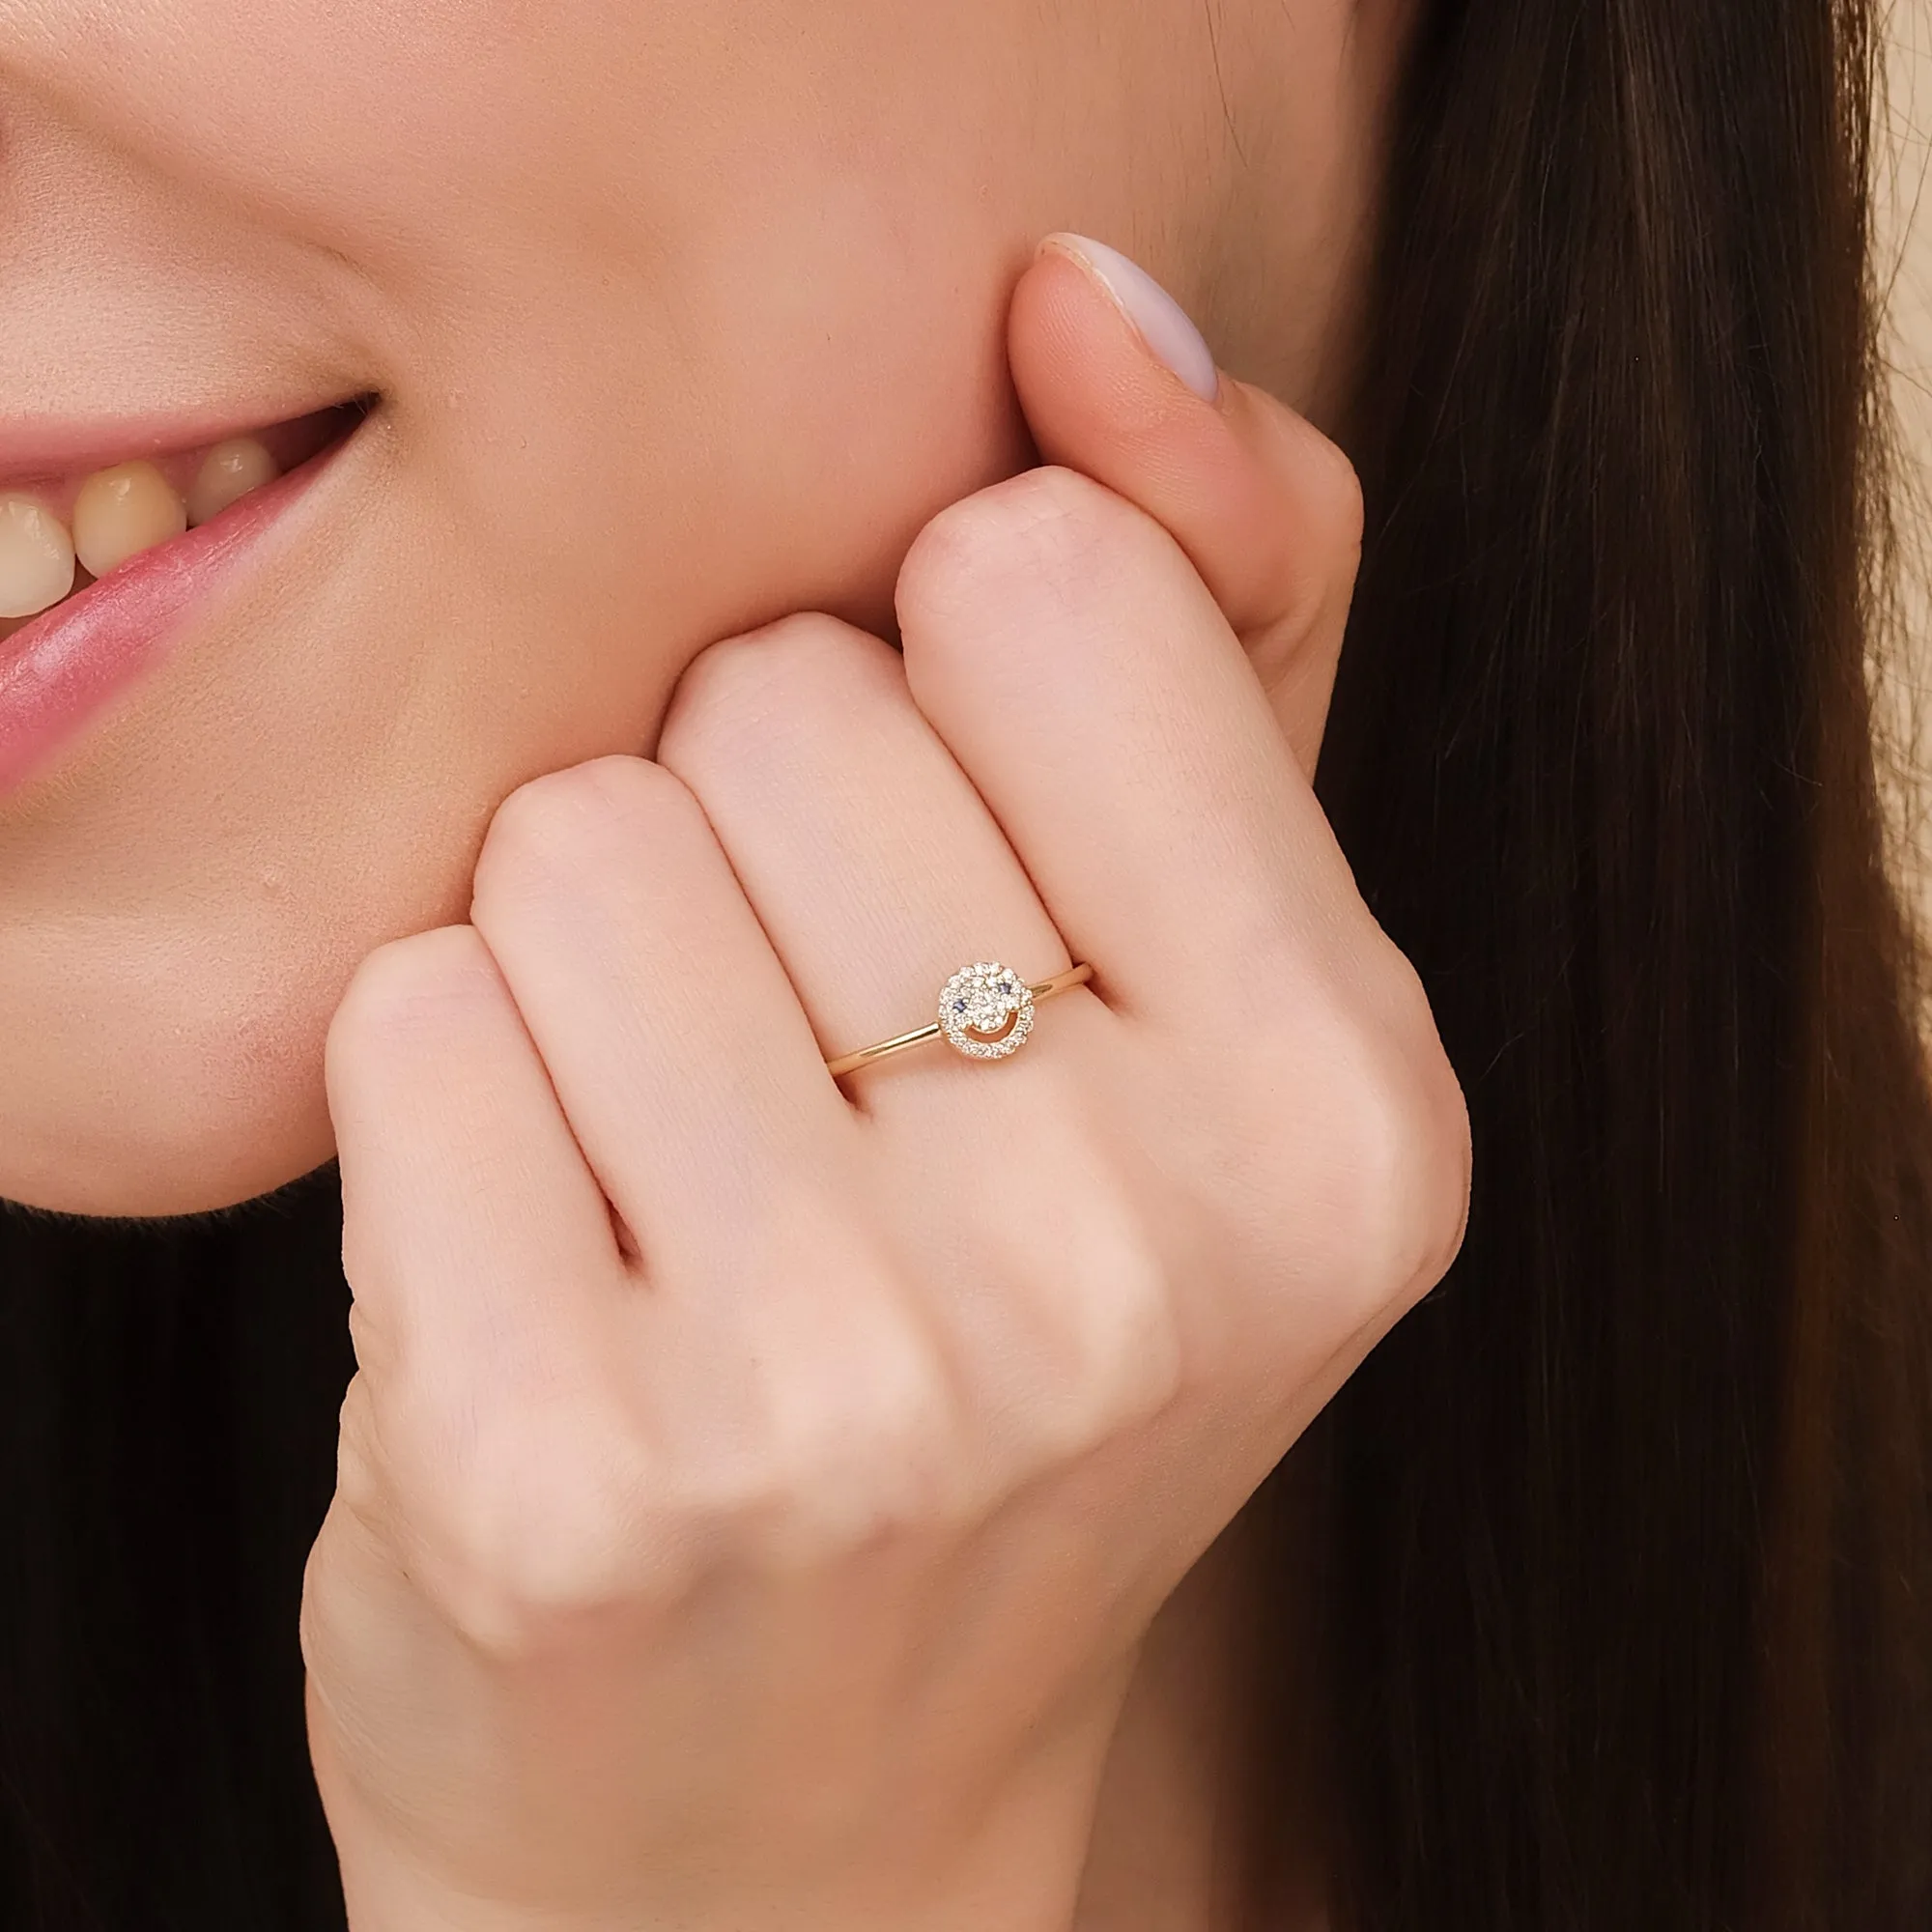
937, 959, 1037, 1062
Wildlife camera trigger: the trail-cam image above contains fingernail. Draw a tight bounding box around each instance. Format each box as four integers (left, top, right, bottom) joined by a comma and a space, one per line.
1049, 234, 1221, 403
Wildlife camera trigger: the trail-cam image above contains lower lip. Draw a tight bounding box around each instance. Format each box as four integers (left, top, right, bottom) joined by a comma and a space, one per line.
0, 424, 357, 800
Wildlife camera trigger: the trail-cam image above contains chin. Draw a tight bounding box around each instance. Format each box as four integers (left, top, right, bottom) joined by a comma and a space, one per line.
0, 1005, 339, 1222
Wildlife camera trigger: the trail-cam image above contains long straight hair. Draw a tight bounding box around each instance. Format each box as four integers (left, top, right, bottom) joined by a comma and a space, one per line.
2, 0, 1928, 1925
1287, 0, 1932, 1925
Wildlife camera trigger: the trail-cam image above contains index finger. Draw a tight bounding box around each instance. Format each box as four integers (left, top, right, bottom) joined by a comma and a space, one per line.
324, 922, 628, 1396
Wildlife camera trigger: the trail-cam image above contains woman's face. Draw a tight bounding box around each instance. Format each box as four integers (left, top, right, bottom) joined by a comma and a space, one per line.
0, 0, 1398, 1218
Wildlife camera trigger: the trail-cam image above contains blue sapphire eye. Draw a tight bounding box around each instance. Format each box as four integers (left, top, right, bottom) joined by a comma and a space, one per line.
954, 999, 968, 1012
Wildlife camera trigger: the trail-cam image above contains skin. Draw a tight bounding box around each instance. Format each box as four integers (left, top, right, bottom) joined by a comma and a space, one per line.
308, 255, 1471, 1928
0, 1, 1439, 1922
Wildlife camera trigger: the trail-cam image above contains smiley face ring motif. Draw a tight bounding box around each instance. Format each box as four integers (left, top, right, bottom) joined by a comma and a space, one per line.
823, 959, 1094, 1082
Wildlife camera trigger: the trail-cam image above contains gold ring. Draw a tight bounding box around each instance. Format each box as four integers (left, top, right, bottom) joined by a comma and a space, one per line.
824, 959, 1094, 1081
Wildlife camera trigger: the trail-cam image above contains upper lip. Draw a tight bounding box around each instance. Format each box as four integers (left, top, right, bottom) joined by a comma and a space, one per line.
0, 392, 374, 493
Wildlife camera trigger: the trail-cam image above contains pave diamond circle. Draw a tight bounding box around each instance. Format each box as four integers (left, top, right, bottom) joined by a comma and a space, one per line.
938, 960, 1037, 1061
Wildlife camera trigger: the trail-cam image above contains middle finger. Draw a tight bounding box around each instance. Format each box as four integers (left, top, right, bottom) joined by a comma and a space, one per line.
654, 613, 1103, 1118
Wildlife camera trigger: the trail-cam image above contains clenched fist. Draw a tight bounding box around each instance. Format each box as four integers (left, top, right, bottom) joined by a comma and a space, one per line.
302, 237, 1469, 1932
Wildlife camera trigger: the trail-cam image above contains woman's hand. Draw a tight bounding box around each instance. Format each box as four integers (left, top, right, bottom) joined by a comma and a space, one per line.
302, 237, 1470, 1932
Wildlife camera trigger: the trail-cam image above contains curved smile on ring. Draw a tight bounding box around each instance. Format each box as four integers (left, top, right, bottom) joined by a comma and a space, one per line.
939, 961, 1037, 1062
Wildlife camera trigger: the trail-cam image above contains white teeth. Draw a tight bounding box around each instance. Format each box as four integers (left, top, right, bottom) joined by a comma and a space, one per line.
71, 460, 188, 579
0, 496, 77, 620
0, 435, 278, 621
187, 437, 279, 527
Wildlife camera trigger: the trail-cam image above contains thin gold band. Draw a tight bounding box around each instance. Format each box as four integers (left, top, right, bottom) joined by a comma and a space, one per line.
825, 961, 1094, 1080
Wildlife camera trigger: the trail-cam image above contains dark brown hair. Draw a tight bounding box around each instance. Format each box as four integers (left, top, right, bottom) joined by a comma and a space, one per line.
3, 0, 1928, 1925
1299, 0, 1932, 1924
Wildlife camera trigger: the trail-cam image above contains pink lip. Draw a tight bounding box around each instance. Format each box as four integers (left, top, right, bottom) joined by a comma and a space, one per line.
0, 421, 358, 800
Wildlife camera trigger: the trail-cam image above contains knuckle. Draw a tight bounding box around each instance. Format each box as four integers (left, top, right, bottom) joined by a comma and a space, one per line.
1407, 1038, 1474, 1287
1320, 989, 1471, 1311
897, 465, 1131, 627
473, 754, 703, 908
652, 1271, 978, 1560
968, 1130, 1188, 1458
327, 923, 501, 1064
658, 613, 899, 777
419, 1410, 687, 1662
720, 1344, 974, 1560
1207, 941, 1469, 1338
1027, 1221, 1185, 1460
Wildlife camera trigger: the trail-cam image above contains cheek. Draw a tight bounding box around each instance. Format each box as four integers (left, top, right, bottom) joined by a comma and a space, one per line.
6, 0, 1045, 640
683, 185, 1037, 634
1, 0, 552, 252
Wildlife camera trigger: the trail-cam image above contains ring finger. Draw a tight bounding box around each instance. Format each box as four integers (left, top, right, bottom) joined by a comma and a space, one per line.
653, 611, 1104, 1123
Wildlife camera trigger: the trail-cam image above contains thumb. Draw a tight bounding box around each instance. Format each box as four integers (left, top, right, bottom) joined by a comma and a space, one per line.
1008, 234, 1363, 776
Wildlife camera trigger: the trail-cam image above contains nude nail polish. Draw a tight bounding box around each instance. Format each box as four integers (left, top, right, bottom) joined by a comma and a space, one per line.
1049, 234, 1221, 403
